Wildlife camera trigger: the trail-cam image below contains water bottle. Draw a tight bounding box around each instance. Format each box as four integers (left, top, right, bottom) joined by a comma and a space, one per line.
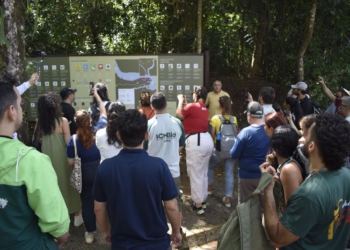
216, 131, 221, 151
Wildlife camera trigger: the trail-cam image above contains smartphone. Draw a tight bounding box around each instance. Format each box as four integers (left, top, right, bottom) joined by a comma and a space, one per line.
283, 108, 290, 117
244, 88, 249, 99
89, 82, 95, 96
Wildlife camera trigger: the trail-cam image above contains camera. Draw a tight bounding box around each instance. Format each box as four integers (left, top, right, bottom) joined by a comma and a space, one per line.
31, 50, 47, 73
89, 82, 95, 96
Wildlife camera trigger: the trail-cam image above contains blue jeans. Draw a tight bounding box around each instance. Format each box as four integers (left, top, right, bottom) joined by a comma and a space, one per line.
208, 154, 235, 198
81, 160, 99, 232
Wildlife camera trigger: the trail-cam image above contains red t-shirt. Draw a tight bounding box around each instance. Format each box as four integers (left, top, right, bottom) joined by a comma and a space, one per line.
181, 102, 209, 134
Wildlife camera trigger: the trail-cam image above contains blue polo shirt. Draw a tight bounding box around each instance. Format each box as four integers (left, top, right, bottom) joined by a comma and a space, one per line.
93, 149, 178, 250
230, 124, 270, 179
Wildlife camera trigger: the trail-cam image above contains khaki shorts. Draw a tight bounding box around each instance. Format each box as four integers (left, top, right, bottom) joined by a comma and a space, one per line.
173, 177, 183, 212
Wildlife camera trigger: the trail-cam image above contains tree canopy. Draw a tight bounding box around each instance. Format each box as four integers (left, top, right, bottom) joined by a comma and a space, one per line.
1, 0, 350, 106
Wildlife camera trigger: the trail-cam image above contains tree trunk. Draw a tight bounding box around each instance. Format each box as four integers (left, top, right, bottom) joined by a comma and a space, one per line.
296, 0, 317, 82
197, 0, 202, 54
1, 0, 28, 143
249, 4, 269, 78
1, 0, 26, 78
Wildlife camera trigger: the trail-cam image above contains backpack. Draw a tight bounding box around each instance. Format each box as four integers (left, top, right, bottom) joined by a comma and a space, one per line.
90, 101, 110, 126
311, 100, 322, 114
216, 115, 238, 159
217, 173, 275, 250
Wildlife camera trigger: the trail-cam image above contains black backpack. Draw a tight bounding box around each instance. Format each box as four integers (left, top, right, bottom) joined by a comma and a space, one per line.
90, 102, 110, 126
311, 100, 322, 114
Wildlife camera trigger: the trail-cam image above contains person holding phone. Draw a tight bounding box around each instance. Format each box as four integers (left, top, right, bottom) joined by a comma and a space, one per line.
13, 72, 40, 140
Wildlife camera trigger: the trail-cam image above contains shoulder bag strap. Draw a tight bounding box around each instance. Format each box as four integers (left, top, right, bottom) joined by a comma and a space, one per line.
243, 172, 273, 202
34, 124, 40, 140
148, 109, 155, 119
219, 115, 224, 124
229, 116, 234, 123
73, 134, 78, 157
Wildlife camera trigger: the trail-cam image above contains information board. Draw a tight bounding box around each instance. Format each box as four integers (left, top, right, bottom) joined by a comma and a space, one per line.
25, 54, 203, 120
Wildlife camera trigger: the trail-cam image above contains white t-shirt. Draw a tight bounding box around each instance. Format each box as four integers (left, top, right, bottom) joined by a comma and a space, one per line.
262, 104, 276, 115
95, 128, 122, 163
145, 114, 185, 178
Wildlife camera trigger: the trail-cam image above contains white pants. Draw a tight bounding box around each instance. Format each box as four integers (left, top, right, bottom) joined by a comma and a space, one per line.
186, 132, 214, 204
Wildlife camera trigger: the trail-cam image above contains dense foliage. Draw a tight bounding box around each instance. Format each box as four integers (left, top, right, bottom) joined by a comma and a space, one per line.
22, 0, 350, 106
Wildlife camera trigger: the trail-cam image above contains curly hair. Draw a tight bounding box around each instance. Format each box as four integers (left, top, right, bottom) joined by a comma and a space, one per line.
107, 102, 125, 146
195, 86, 207, 102
311, 113, 350, 170
75, 110, 94, 149
37, 93, 62, 135
265, 112, 287, 129
140, 91, 151, 107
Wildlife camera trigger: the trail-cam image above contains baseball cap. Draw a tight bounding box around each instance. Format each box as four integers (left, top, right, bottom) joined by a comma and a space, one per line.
291, 82, 308, 91
60, 87, 77, 99
343, 88, 350, 96
245, 101, 264, 118
341, 96, 350, 108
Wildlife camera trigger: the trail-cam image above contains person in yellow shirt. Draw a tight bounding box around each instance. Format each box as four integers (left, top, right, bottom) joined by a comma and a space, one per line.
206, 80, 230, 121
208, 96, 238, 207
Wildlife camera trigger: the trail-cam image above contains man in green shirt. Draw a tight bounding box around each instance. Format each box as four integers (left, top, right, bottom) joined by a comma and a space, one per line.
0, 73, 70, 249
262, 113, 350, 249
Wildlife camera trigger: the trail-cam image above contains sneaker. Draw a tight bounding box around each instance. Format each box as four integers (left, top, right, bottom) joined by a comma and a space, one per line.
85, 232, 94, 244
180, 227, 186, 238
222, 197, 231, 208
192, 205, 205, 215
74, 213, 84, 227
201, 202, 208, 209
207, 190, 213, 195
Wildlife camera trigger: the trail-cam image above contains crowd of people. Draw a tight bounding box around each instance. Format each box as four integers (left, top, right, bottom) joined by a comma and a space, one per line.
1, 71, 350, 250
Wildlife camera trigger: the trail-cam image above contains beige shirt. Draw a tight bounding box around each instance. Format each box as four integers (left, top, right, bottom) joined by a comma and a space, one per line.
205, 90, 230, 120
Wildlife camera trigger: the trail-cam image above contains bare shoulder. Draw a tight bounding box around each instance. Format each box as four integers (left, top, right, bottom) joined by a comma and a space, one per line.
281, 162, 300, 174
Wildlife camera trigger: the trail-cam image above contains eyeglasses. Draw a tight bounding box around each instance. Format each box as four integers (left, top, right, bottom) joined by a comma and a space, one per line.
341, 103, 349, 108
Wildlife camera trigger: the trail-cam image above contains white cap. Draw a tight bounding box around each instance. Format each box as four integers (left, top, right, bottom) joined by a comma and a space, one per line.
291, 82, 308, 91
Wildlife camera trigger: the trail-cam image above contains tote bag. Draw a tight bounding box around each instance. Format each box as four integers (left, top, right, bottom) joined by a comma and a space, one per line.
70, 135, 82, 193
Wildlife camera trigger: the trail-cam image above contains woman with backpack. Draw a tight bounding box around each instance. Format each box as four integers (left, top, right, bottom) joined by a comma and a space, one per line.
262, 125, 307, 215
208, 96, 238, 208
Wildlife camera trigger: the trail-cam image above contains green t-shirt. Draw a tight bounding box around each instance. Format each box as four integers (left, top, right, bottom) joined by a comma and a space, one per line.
280, 167, 350, 250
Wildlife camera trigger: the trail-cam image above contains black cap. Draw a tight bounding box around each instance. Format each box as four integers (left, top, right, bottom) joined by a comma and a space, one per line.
60, 87, 77, 99
244, 101, 264, 118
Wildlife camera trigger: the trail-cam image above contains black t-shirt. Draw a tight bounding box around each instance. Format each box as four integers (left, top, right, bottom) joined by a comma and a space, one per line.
299, 96, 313, 116
60, 102, 77, 135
